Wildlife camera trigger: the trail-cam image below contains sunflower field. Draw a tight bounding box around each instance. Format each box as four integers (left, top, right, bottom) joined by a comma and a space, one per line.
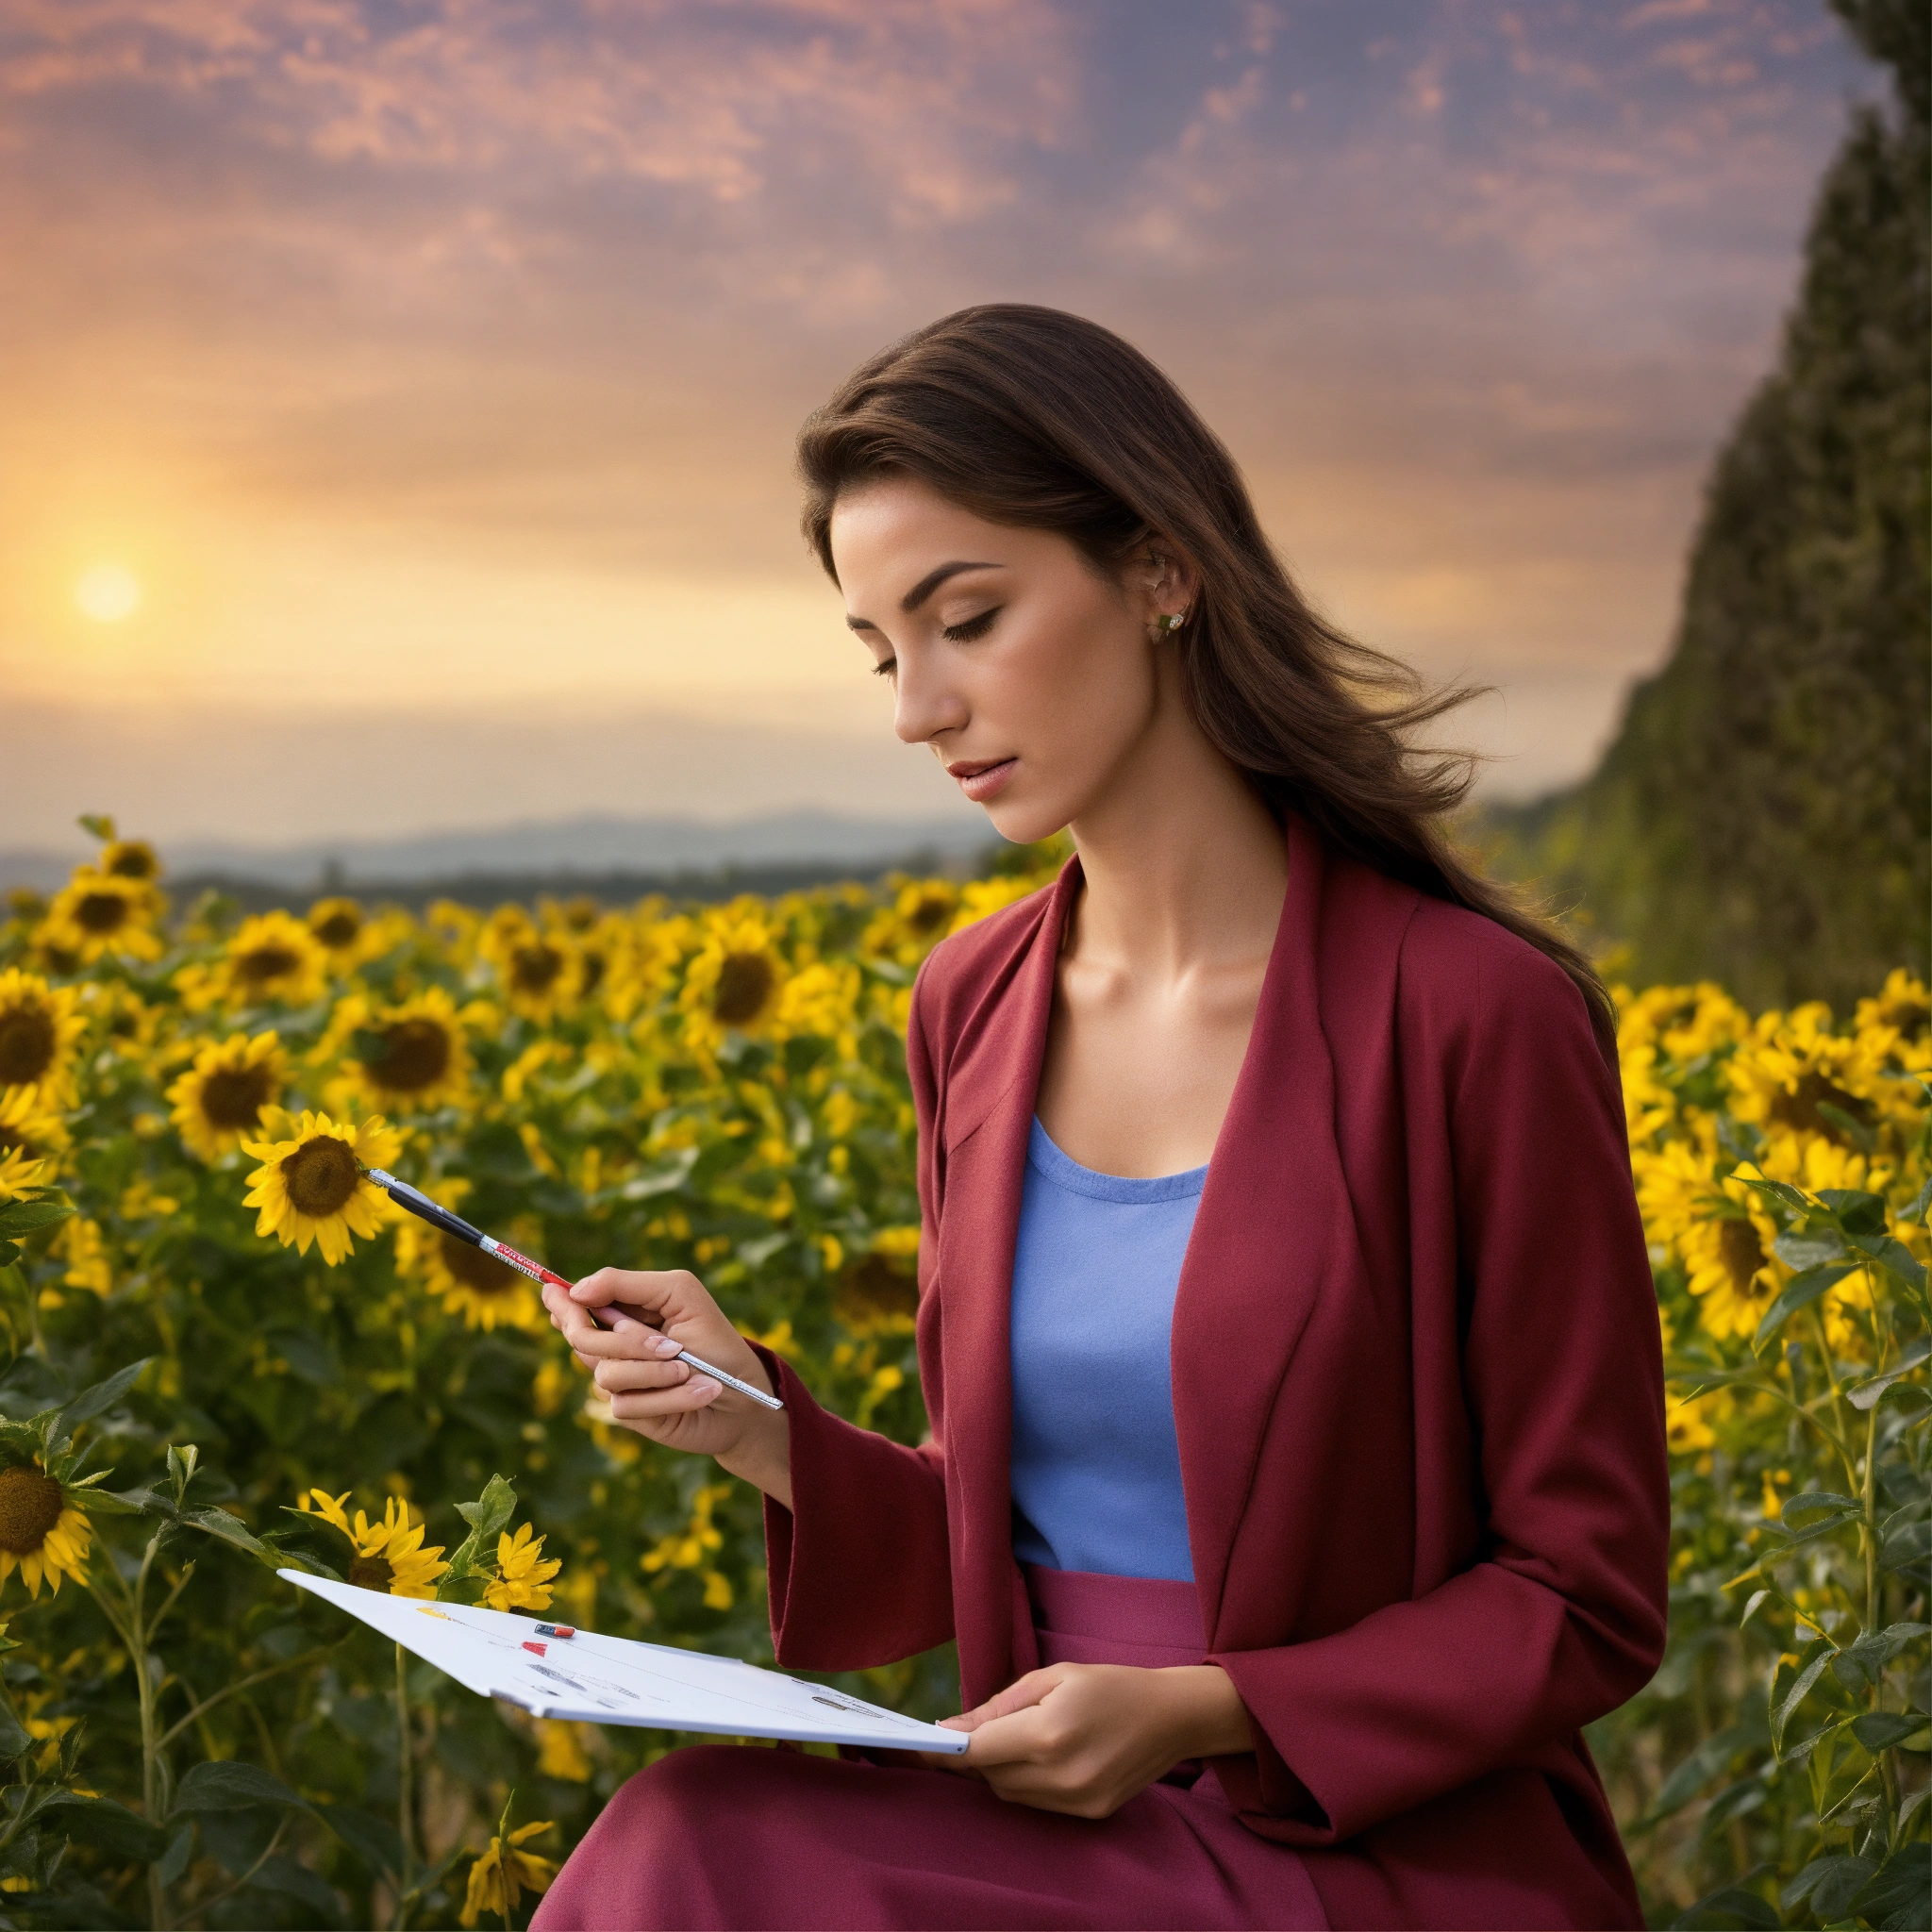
0, 820, 1924, 1931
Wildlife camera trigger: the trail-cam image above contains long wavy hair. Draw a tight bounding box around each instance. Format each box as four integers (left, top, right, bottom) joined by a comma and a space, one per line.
797, 304, 1612, 1047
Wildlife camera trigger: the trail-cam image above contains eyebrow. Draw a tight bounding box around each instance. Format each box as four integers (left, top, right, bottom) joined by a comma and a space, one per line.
845, 559, 1001, 631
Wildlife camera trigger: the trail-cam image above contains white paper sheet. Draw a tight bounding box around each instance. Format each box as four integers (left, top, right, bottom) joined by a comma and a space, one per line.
280, 1570, 970, 1754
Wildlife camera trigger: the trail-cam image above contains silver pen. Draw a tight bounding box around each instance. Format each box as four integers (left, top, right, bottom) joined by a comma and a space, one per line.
364, 1168, 784, 1412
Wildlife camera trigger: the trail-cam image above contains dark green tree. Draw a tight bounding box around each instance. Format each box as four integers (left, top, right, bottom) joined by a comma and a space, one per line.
1488, 0, 1928, 1008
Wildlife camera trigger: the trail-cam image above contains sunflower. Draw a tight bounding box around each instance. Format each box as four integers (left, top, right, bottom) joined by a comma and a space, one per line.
98, 839, 161, 884
1635, 1136, 1780, 1341
481, 913, 587, 1025
241, 1108, 400, 1264
482, 1523, 561, 1612
459, 1822, 557, 1929
0, 1088, 68, 1192
300, 1490, 449, 1597
678, 908, 786, 1051
1727, 1002, 1912, 1158
394, 1183, 544, 1330
166, 1031, 291, 1162
215, 911, 329, 1009
42, 870, 162, 965
0, 1141, 43, 1203
327, 987, 473, 1113
0, 970, 86, 1104
0, 1461, 92, 1598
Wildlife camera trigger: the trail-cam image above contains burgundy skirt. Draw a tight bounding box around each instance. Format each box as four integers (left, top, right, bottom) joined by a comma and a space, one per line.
532, 1567, 1327, 1931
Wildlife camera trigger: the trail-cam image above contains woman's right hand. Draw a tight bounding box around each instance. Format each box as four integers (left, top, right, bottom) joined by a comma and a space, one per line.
541, 1268, 793, 1508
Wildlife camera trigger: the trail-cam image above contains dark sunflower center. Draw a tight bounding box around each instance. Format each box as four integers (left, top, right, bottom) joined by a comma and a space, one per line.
1881, 999, 1930, 1038
348, 1554, 394, 1591
837, 1253, 919, 1325
282, 1136, 360, 1217
0, 1467, 64, 1555
313, 910, 361, 949
511, 944, 564, 995
198, 1061, 276, 1131
107, 845, 158, 880
577, 950, 606, 997
366, 1019, 452, 1094
1770, 1073, 1874, 1147
441, 1233, 519, 1294
713, 952, 774, 1025
907, 893, 953, 936
1718, 1218, 1766, 1293
38, 944, 78, 977
561, 898, 598, 933
236, 944, 301, 986
0, 1007, 56, 1086
75, 891, 130, 935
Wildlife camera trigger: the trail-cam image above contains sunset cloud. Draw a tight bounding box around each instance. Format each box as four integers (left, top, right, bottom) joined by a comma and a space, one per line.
0, 0, 1878, 847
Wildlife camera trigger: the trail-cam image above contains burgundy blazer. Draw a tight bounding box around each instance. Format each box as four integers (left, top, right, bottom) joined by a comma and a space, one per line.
757, 820, 1669, 1928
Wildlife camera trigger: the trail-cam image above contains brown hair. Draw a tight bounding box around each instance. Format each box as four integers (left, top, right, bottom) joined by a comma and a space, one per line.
797, 304, 1613, 1049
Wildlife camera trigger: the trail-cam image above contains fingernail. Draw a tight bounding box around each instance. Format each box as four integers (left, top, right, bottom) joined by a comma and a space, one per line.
691, 1377, 721, 1398
650, 1334, 681, 1357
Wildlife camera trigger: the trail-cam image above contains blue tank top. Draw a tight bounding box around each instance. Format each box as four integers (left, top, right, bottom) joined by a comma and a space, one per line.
1008, 1117, 1205, 1582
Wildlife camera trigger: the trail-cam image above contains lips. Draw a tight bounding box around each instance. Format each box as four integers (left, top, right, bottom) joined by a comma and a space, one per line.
946, 757, 1017, 804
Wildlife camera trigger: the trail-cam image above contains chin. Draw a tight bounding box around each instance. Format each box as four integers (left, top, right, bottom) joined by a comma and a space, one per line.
981, 792, 1074, 848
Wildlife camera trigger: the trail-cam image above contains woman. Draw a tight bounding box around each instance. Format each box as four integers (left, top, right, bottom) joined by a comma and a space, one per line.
534, 306, 1669, 1931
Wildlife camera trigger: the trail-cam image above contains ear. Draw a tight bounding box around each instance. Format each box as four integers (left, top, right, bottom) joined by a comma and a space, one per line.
1132, 535, 1200, 632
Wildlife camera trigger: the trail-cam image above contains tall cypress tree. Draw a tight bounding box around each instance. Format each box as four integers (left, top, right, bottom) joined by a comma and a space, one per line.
1498, 0, 1928, 1008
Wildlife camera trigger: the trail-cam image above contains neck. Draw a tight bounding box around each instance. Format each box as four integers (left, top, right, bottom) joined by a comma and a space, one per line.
1063, 688, 1288, 981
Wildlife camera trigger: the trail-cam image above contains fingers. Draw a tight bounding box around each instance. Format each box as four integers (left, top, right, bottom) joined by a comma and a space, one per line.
947, 1668, 1066, 1733
571, 1266, 708, 1325
604, 1372, 723, 1423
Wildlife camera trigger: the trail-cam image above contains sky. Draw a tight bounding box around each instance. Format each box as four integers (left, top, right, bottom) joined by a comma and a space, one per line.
0, 0, 1881, 857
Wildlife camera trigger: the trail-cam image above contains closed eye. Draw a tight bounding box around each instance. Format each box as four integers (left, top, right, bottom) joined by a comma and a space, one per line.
871, 658, 897, 679
941, 607, 1000, 643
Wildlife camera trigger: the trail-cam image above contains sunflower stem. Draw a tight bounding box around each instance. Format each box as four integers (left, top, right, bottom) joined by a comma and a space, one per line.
393, 1640, 417, 1932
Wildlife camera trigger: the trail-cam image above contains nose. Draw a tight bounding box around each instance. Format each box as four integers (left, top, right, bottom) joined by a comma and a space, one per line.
891, 648, 968, 749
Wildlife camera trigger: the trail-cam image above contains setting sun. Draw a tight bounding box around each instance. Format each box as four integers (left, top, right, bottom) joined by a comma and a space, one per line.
75, 561, 142, 623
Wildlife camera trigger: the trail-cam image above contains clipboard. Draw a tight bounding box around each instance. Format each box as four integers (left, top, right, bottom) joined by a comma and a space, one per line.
281, 1571, 971, 1755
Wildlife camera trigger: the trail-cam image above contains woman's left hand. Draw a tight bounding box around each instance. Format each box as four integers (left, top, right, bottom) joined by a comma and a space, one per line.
924, 1663, 1253, 1818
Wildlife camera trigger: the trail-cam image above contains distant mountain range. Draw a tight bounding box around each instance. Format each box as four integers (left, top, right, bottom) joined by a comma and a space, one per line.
2, 809, 1000, 896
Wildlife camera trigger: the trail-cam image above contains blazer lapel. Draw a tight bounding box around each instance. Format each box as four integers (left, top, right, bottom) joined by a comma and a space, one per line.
1172, 818, 1366, 1640
931, 863, 1077, 1704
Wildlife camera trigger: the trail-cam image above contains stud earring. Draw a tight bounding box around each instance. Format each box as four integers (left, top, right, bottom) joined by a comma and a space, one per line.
1156, 610, 1188, 632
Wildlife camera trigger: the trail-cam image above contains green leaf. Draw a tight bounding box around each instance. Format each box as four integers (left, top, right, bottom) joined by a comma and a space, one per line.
182, 1507, 280, 1567
1782, 1491, 1860, 1523
1670, 1876, 1781, 1929
1846, 1231, 1928, 1292
241, 1853, 341, 1921
1782, 1853, 1877, 1921
165, 1442, 199, 1505
441, 1473, 517, 1587
1649, 1723, 1760, 1820
50, 1359, 153, 1453
1817, 1188, 1887, 1233
156, 1824, 194, 1888
1849, 1852, 1932, 1931
169, 1758, 309, 1816
1773, 1228, 1846, 1270
315, 1802, 404, 1880
1752, 1264, 1856, 1351
68, 1486, 155, 1518
41, 1792, 170, 1863
1773, 1647, 1836, 1753
1851, 1710, 1925, 1752
76, 814, 115, 841
1850, 1339, 1932, 1410
0, 1198, 77, 1239
0, 1689, 31, 1761
1816, 1102, 1877, 1155
1733, 1174, 1810, 1212
1881, 1518, 1931, 1574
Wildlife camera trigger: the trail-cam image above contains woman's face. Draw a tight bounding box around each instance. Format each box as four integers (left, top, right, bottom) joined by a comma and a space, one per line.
827, 475, 1189, 845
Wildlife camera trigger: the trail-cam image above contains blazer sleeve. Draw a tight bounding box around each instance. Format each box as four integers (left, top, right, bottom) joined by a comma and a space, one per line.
758, 974, 955, 1672
1207, 935, 1670, 1842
